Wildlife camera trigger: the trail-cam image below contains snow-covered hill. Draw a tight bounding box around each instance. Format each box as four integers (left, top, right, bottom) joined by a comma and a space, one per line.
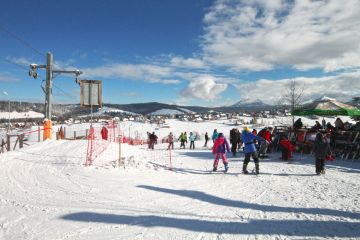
0, 119, 359, 239
0, 110, 44, 120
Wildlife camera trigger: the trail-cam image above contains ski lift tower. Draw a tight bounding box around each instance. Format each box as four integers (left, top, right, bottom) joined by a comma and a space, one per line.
28, 52, 82, 120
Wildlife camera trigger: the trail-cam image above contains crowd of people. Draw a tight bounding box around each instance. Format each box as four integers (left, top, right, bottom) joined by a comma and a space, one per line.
142, 116, 358, 175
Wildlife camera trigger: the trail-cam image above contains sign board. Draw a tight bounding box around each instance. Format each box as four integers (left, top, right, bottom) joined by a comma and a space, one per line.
79, 80, 102, 107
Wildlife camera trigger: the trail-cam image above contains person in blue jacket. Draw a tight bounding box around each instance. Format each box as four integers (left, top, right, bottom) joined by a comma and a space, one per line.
241, 126, 266, 174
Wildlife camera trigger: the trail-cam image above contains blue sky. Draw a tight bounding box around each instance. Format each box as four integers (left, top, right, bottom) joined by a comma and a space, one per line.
0, 0, 359, 107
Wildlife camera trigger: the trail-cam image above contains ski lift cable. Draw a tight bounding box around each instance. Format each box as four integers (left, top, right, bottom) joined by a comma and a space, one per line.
0, 24, 45, 57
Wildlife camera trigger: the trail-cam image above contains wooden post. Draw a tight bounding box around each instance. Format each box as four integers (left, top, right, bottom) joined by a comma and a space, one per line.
6, 134, 10, 151
74, 131, 76, 139
19, 134, 24, 148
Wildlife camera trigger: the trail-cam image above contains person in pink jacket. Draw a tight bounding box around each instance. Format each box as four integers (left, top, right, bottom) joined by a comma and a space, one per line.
212, 132, 230, 172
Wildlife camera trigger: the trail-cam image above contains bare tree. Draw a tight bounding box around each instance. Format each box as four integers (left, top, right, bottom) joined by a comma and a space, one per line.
279, 79, 304, 126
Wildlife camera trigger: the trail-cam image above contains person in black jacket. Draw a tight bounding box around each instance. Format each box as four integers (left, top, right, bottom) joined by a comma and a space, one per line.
229, 128, 239, 156
293, 118, 303, 130
313, 132, 332, 175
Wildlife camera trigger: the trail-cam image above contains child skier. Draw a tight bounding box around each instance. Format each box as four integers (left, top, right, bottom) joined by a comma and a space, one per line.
212, 132, 230, 172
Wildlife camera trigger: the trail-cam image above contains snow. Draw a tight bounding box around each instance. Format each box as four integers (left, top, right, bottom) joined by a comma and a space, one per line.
92, 107, 138, 116
0, 110, 44, 120
0, 118, 359, 239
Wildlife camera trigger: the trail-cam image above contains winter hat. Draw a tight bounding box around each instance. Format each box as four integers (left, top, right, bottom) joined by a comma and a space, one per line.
243, 126, 251, 132
218, 132, 224, 137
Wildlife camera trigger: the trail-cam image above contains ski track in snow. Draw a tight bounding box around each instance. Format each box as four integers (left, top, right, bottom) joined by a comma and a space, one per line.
0, 119, 360, 239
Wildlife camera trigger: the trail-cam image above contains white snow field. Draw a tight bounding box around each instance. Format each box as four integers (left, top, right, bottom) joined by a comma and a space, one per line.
0, 119, 359, 240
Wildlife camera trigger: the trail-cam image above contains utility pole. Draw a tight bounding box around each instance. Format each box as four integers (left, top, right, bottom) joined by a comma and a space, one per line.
29, 52, 82, 120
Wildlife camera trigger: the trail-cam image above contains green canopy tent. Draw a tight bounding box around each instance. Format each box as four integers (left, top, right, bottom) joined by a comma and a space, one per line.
292, 97, 360, 116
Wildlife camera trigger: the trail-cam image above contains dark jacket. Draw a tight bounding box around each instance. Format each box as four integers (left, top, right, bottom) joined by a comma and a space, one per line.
313, 139, 331, 159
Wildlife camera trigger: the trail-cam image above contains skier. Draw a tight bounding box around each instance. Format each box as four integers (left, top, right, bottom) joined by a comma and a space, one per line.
212, 132, 230, 172
203, 132, 209, 147
178, 132, 186, 149
241, 127, 265, 174
313, 132, 332, 175
189, 132, 196, 149
167, 132, 174, 150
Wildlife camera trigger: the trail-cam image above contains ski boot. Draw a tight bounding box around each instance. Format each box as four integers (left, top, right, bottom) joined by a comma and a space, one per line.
242, 163, 249, 174
255, 163, 260, 174
224, 164, 229, 173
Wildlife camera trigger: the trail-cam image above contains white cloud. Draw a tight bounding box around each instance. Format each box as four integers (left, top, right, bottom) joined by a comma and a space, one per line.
203, 0, 360, 72
170, 56, 206, 68
181, 75, 228, 100
82, 63, 178, 84
234, 70, 360, 104
0, 73, 21, 83
6, 56, 32, 66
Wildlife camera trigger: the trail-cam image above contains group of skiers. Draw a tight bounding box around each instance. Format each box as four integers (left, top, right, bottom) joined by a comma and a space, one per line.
147, 124, 332, 175
211, 125, 331, 175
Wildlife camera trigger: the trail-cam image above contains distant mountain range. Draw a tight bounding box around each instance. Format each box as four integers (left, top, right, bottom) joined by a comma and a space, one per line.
0, 100, 277, 118
230, 99, 270, 109
3, 97, 357, 118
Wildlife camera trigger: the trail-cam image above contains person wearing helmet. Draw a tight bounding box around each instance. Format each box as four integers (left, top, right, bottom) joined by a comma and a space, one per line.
241, 126, 265, 174
212, 132, 230, 172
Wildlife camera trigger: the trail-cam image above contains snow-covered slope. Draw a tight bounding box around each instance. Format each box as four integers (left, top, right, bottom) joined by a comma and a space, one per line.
0, 119, 359, 239
0, 110, 44, 120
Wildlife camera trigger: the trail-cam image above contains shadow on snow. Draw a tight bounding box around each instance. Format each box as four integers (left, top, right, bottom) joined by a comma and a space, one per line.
61, 211, 360, 237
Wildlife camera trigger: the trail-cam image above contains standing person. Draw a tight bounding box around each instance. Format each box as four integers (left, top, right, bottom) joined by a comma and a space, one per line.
334, 117, 344, 130
167, 132, 174, 150
149, 132, 157, 150
313, 132, 332, 175
203, 132, 209, 147
184, 132, 188, 146
178, 132, 186, 149
212, 133, 230, 172
241, 127, 265, 174
236, 129, 242, 152
189, 132, 196, 149
293, 118, 303, 130
101, 126, 108, 140
212, 129, 219, 143
258, 127, 272, 158
230, 128, 239, 156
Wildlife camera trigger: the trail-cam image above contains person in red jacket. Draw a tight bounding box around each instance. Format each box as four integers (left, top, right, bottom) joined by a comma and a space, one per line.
279, 135, 295, 160
101, 126, 108, 140
258, 127, 273, 158
212, 133, 230, 172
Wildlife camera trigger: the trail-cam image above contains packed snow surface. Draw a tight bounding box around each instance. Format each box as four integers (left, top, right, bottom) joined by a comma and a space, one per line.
0, 119, 359, 240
